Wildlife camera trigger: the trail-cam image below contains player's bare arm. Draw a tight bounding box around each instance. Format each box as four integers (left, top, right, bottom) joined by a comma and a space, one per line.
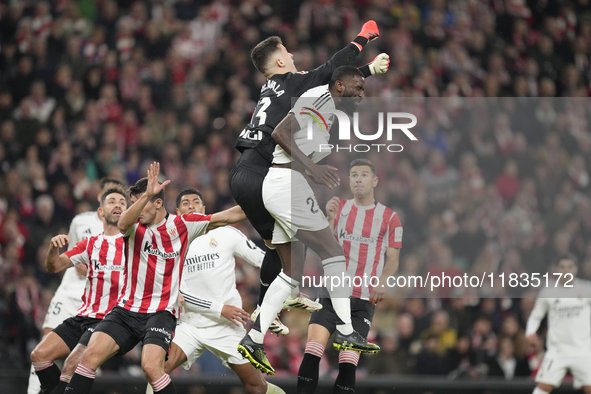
118, 162, 170, 233
272, 114, 340, 189
325, 197, 341, 230
369, 247, 400, 306
45, 234, 74, 273
207, 205, 248, 230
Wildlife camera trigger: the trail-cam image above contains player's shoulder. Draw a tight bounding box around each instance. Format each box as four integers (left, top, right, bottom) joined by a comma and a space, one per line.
300, 84, 330, 98
179, 212, 211, 223
72, 211, 99, 223
378, 203, 401, 223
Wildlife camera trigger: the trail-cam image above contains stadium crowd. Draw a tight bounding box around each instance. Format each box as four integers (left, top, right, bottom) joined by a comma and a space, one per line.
1, 0, 591, 384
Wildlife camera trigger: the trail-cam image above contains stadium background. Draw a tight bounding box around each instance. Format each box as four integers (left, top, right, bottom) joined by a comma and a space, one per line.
1, 0, 591, 393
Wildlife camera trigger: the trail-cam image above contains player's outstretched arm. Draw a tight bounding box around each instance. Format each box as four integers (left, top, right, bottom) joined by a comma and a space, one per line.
272, 113, 340, 189
118, 162, 170, 234
292, 21, 380, 94
45, 235, 74, 273
207, 205, 247, 230
358, 53, 390, 78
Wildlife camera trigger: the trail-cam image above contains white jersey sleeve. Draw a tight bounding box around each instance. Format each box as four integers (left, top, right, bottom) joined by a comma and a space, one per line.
180, 277, 223, 319
227, 227, 265, 268
525, 295, 550, 337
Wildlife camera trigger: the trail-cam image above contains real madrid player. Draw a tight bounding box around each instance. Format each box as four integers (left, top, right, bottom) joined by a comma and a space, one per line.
526, 253, 591, 394
145, 187, 285, 394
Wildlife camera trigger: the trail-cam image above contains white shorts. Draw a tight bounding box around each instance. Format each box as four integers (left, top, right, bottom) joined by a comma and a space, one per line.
262, 167, 328, 244
42, 291, 82, 330
535, 352, 591, 388
173, 321, 248, 369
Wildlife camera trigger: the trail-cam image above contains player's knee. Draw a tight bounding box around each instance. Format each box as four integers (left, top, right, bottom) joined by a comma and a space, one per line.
30, 345, 47, 363
142, 361, 164, 382
244, 380, 266, 394
79, 346, 101, 370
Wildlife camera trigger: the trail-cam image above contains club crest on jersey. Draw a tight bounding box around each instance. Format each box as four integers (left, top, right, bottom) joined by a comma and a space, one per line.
168, 228, 177, 237
373, 217, 382, 225
209, 238, 218, 248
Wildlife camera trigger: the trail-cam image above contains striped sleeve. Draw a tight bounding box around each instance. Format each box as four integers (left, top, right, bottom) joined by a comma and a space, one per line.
182, 213, 212, 242
65, 238, 90, 266
387, 212, 403, 248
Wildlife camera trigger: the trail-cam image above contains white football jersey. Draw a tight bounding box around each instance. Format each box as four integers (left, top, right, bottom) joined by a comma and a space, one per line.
179, 226, 264, 328
526, 278, 591, 355
272, 85, 334, 165
54, 211, 103, 297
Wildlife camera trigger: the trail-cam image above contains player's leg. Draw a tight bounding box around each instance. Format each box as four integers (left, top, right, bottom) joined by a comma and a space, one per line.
142, 311, 177, 393
532, 353, 566, 394
49, 317, 102, 394
333, 298, 374, 394
297, 324, 332, 394
49, 343, 86, 394
532, 384, 554, 394
30, 331, 71, 394
29, 293, 80, 394
296, 227, 352, 334
65, 331, 120, 393
142, 344, 175, 393
229, 161, 290, 334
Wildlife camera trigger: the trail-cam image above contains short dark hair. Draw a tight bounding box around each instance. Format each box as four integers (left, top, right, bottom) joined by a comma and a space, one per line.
557, 253, 579, 267
251, 36, 283, 75
100, 186, 128, 206
100, 177, 124, 190
176, 187, 205, 209
329, 65, 364, 88
129, 177, 164, 203
349, 158, 376, 175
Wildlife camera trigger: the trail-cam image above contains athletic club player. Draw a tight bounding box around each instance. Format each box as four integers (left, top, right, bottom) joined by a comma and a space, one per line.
145, 187, 285, 394
27, 178, 124, 394
65, 163, 247, 394
297, 159, 402, 394
230, 21, 389, 331
30, 186, 128, 394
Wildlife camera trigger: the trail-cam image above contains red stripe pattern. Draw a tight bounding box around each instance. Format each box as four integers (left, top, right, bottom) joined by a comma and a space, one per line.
74, 364, 96, 379
304, 341, 325, 358
339, 349, 360, 365
151, 374, 172, 392
334, 200, 403, 300
65, 233, 126, 319
120, 213, 211, 317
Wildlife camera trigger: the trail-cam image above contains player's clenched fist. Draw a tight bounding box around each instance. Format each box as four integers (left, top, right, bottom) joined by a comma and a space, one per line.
368, 53, 390, 75
325, 197, 341, 222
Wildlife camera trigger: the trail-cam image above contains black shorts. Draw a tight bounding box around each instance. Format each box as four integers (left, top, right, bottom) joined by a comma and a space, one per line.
309, 288, 375, 339
94, 306, 176, 356
229, 159, 275, 240
53, 316, 102, 350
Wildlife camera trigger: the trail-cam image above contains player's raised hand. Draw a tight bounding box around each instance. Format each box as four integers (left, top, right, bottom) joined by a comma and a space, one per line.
50, 234, 71, 249
222, 305, 250, 327
307, 163, 340, 190
368, 53, 390, 75
357, 20, 379, 43
145, 162, 170, 198
326, 197, 341, 221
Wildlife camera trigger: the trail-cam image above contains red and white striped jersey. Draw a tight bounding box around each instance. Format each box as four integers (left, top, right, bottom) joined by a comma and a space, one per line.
333, 199, 402, 300
120, 213, 211, 317
65, 233, 126, 319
